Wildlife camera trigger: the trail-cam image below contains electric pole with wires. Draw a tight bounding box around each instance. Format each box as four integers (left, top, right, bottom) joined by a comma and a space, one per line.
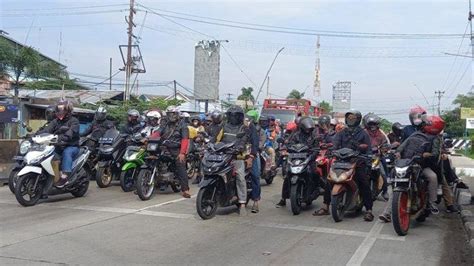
435, 90, 445, 115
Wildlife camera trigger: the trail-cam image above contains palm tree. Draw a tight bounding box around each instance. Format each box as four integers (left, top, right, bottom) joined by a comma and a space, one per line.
237, 87, 255, 111
287, 89, 305, 99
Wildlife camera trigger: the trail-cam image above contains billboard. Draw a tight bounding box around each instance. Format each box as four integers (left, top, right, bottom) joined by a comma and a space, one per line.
194, 40, 220, 101
332, 81, 351, 113
461, 107, 474, 119
0, 103, 18, 123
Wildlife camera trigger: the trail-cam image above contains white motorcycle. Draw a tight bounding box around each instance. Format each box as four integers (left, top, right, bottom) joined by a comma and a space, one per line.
14, 133, 91, 207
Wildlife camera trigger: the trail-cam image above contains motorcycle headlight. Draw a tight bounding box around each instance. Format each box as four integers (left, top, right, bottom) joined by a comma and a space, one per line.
101, 147, 114, 153
147, 143, 158, 152
290, 165, 305, 174
395, 166, 409, 178
124, 152, 138, 161
20, 141, 31, 155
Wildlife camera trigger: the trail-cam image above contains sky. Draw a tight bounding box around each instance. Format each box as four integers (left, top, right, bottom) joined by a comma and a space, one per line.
0, 0, 472, 123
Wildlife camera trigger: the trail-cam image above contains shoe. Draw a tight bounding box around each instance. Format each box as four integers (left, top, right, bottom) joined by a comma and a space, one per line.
378, 213, 391, 223
275, 199, 286, 208
55, 177, 68, 188
251, 203, 259, 213
312, 208, 329, 216
181, 190, 191, 198
40, 194, 49, 200
446, 205, 459, 213
382, 191, 389, 201
364, 211, 374, 222
428, 202, 439, 215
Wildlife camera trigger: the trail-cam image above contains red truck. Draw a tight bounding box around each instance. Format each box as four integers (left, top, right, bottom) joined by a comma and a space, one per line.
260, 98, 323, 125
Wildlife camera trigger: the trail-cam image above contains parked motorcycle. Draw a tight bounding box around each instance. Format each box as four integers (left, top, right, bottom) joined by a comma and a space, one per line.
136, 139, 182, 201
286, 143, 321, 215
391, 156, 429, 236
119, 132, 147, 192
196, 140, 252, 220
95, 128, 127, 188
328, 148, 365, 222
14, 133, 91, 207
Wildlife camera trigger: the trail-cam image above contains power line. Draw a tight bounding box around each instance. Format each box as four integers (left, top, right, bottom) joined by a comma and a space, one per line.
442, 21, 470, 92
446, 62, 471, 98
1, 3, 129, 12
3, 22, 123, 29
1, 9, 128, 17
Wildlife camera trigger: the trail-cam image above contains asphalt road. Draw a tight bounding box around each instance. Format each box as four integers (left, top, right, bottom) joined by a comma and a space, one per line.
0, 174, 471, 265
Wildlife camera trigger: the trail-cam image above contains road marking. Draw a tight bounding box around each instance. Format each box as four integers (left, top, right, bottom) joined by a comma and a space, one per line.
346, 221, 385, 265
137, 210, 195, 219
138, 194, 197, 211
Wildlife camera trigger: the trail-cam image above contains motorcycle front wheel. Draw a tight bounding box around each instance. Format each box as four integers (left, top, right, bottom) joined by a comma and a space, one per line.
15, 173, 44, 207
331, 192, 347, 222
392, 191, 410, 236
196, 186, 218, 220
136, 169, 155, 201
290, 182, 304, 215
8, 167, 20, 194
120, 169, 136, 192
96, 166, 113, 188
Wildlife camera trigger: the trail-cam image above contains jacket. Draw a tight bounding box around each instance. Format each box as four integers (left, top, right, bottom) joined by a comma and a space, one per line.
365, 128, 389, 148
333, 127, 372, 154
37, 115, 80, 147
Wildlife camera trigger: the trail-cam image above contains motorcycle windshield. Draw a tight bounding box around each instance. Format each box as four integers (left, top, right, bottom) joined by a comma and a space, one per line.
395, 159, 411, 168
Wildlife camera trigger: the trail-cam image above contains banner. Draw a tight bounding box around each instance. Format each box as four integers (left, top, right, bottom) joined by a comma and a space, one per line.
461, 107, 474, 119
0, 104, 18, 123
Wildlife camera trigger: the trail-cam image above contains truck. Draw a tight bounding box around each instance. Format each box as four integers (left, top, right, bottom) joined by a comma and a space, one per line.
260, 98, 324, 126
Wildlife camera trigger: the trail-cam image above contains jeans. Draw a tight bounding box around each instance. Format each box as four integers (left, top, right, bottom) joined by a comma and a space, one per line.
176, 160, 189, 192
233, 160, 247, 204
61, 146, 79, 173
422, 167, 438, 203
250, 156, 261, 201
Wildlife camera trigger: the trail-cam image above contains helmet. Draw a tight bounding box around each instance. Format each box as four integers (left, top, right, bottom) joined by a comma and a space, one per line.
295, 116, 303, 126
180, 112, 190, 118
330, 118, 337, 126
422, 115, 445, 135
95, 106, 107, 121
55, 100, 73, 121
210, 110, 223, 124
258, 115, 269, 128
146, 110, 161, 126
391, 122, 403, 136
365, 113, 381, 131
300, 117, 315, 133
225, 105, 244, 125
286, 121, 297, 132
318, 115, 331, 129
199, 113, 206, 122
409, 106, 427, 126
45, 105, 56, 122
246, 109, 259, 122
127, 109, 140, 124
166, 106, 180, 123
345, 110, 362, 128
191, 115, 201, 127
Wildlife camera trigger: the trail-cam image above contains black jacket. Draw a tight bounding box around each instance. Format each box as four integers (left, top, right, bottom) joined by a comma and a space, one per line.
37, 115, 80, 146
121, 121, 143, 135
333, 127, 372, 154
80, 119, 113, 140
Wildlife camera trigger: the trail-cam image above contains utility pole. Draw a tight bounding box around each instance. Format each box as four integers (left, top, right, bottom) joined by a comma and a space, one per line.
435, 90, 445, 115
109, 57, 112, 91
313, 36, 321, 100
226, 93, 233, 102
124, 0, 136, 102
469, 0, 474, 93
173, 80, 177, 100
266, 76, 270, 98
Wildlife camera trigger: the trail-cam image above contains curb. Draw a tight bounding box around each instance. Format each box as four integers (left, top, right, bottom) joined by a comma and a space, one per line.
456, 178, 474, 252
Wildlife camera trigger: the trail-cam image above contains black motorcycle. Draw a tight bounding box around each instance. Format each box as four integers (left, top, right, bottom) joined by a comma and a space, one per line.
286, 143, 321, 215
260, 149, 277, 185
95, 128, 127, 188
196, 141, 252, 220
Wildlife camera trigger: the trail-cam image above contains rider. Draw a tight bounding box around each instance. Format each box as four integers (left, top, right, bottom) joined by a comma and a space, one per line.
401, 106, 427, 141
80, 106, 112, 149
259, 116, 277, 172
37, 105, 56, 132
332, 110, 374, 221
207, 110, 224, 143
276, 117, 320, 208
37, 100, 80, 188
387, 122, 404, 145
145, 110, 162, 137
122, 109, 143, 135
214, 105, 250, 215
189, 115, 206, 185
157, 106, 191, 198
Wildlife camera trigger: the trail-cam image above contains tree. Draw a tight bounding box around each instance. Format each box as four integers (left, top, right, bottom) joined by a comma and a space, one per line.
287, 89, 305, 99
442, 92, 474, 137
319, 100, 333, 114
237, 87, 255, 103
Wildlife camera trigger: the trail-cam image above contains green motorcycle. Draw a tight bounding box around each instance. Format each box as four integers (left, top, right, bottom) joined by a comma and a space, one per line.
120, 132, 147, 192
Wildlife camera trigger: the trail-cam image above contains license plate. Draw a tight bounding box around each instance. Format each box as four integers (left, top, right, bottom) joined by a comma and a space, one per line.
289, 153, 307, 159
207, 154, 223, 162
99, 138, 114, 144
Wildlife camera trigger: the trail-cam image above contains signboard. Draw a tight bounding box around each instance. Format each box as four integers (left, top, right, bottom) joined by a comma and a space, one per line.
461, 107, 474, 119
466, 118, 474, 129
0, 104, 18, 123
194, 40, 220, 101
332, 81, 351, 113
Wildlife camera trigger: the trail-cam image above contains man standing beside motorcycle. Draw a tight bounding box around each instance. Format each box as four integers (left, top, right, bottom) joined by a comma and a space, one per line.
332, 110, 374, 221
246, 110, 263, 213
214, 105, 250, 215
37, 100, 80, 188
156, 106, 191, 198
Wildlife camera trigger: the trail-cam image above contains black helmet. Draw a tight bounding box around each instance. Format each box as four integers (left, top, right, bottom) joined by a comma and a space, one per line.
226, 105, 244, 126
55, 100, 73, 121
45, 105, 56, 122
300, 117, 315, 133
365, 113, 381, 130
318, 115, 331, 128
345, 110, 362, 128
95, 106, 107, 121
391, 122, 403, 136
259, 115, 269, 128
210, 110, 223, 124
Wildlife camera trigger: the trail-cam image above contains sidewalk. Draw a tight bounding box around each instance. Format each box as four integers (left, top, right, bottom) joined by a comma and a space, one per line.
452, 155, 474, 190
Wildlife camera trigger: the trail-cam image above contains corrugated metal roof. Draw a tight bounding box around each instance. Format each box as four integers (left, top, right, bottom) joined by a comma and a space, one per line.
18, 90, 123, 104
25, 103, 95, 114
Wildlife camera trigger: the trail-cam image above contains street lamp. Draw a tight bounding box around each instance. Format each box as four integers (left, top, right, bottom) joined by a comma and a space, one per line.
255, 47, 285, 104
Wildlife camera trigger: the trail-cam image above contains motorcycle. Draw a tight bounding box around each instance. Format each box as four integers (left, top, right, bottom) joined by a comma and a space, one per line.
196, 140, 252, 220
391, 156, 429, 236
328, 148, 365, 222
8, 123, 33, 194
260, 149, 277, 185
369, 150, 385, 201
119, 131, 147, 192
14, 133, 91, 207
286, 143, 322, 215
95, 127, 127, 188
135, 139, 182, 201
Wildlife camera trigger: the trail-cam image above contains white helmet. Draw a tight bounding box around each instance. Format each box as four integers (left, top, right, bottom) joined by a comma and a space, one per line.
146, 110, 161, 119
180, 112, 190, 118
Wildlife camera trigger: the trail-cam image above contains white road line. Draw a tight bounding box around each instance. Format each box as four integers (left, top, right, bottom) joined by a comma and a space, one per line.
137, 210, 195, 219
138, 194, 196, 211
346, 221, 384, 265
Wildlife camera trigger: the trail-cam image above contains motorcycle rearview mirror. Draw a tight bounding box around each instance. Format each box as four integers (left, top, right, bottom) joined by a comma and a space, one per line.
26, 126, 33, 132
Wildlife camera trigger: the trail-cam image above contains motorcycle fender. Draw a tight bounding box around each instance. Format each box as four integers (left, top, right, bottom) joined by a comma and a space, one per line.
98, 161, 110, 168
17, 166, 42, 177
121, 162, 137, 171
199, 177, 216, 188
290, 175, 300, 185
331, 184, 346, 196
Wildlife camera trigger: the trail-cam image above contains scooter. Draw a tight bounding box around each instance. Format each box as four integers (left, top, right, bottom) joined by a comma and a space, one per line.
8, 123, 33, 194
14, 133, 91, 207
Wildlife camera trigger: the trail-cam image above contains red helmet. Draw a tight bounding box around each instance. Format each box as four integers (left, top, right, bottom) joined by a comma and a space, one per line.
409, 105, 427, 126
422, 115, 445, 135
286, 121, 297, 132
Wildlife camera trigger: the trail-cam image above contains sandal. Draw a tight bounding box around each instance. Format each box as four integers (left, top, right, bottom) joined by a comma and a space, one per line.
312, 208, 329, 216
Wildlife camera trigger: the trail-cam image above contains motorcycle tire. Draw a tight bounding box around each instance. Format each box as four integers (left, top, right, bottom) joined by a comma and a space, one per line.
15, 173, 44, 207
265, 176, 274, 185
120, 169, 136, 192
136, 169, 155, 201
96, 166, 112, 188
71, 180, 90, 197
170, 183, 181, 193
187, 161, 197, 179
196, 187, 218, 220
290, 183, 303, 215
392, 191, 410, 236
8, 168, 20, 194
331, 192, 346, 222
